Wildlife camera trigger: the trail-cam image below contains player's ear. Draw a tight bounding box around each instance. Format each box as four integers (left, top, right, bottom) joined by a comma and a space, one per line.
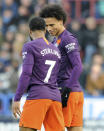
59, 20, 63, 25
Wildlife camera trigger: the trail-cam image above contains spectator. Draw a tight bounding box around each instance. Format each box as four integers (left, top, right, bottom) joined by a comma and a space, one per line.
34, 0, 46, 16
1, 41, 12, 53
0, 70, 10, 92
0, 63, 18, 92
0, 48, 11, 65
80, 52, 104, 90
5, 64, 18, 93
17, 5, 30, 23
18, 21, 28, 34
82, 17, 99, 66
4, 26, 16, 44
20, 0, 34, 14
2, 9, 17, 34
1, 0, 18, 17
11, 58, 19, 72
92, 52, 104, 66
85, 63, 104, 96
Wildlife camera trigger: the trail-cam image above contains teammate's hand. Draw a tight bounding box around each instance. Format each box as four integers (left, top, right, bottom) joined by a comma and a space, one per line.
12, 101, 21, 118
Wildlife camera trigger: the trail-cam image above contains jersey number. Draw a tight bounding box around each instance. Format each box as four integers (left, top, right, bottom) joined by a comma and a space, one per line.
44, 60, 56, 83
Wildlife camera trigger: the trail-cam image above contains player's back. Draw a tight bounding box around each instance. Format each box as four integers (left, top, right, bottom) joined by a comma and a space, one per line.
23, 38, 61, 102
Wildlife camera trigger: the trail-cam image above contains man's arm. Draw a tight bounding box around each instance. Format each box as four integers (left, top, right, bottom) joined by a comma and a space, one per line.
14, 64, 33, 101
14, 44, 34, 101
66, 51, 83, 87
12, 44, 34, 118
63, 36, 83, 87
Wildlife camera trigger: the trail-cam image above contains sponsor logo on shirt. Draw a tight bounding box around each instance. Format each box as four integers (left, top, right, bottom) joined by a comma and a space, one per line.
22, 52, 27, 59
65, 43, 75, 53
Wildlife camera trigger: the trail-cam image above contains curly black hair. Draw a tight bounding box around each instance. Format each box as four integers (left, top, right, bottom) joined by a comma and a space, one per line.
39, 4, 67, 24
29, 16, 46, 31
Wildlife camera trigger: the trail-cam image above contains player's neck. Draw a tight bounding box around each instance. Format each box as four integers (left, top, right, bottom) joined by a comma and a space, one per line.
56, 26, 65, 38
32, 31, 45, 40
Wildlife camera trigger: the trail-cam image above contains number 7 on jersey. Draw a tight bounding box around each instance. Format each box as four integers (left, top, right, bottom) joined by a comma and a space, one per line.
44, 60, 56, 83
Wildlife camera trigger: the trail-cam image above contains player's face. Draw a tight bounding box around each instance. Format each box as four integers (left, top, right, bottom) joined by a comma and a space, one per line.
44, 18, 63, 37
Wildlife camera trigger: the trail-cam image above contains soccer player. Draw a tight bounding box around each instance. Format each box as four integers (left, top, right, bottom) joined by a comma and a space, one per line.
12, 16, 65, 131
40, 4, 84, 131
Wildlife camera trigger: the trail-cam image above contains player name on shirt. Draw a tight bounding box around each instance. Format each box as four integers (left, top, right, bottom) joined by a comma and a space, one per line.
40, 48, 61, 59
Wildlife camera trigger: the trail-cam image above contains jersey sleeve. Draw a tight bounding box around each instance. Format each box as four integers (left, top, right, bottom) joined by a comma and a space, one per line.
62, 36, 82, 88
62, 36, 80, 54
14, 44, 34, 101
66, 51, 83, 87
22, 44, 34, 65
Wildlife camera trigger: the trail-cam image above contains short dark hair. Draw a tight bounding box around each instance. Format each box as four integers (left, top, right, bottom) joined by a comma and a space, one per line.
29, 17, 46, 31
39, 4, 67, 24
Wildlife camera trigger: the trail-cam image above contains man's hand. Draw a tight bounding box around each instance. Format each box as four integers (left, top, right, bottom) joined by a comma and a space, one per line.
12, 101, 21, 118
61, 87, 71, 107
58, 87, 71, 107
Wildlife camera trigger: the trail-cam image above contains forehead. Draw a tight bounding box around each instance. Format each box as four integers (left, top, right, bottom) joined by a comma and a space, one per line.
44, 18, 59, 25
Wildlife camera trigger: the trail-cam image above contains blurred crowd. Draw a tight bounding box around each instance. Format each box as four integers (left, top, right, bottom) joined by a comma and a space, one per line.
0, 0, 104, 97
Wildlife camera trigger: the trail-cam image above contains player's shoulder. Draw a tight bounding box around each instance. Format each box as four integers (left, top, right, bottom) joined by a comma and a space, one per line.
23, 41, 36, 53
62, 30, 77, 42
24, 39, 39, 48
60, 30, 80, 52
23, 41, 32, 49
